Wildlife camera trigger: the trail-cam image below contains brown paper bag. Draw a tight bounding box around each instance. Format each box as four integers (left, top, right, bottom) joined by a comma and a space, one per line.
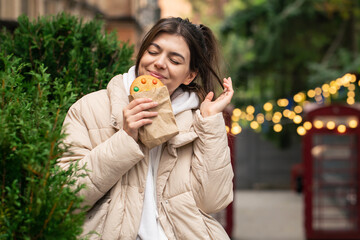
128, 86, 179, 149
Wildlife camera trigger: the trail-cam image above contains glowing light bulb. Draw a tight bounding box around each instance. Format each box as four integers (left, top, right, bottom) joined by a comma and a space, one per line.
263, 102, 273, 112
322, 84, 330, 92
314, 120, 324, 129
250, 121, 259, 129
350, 74, 357, 83
256, 113, 265, 124
233, 108, 241, 117
283, 109, 290, 117
344, 73, 352, 84
274, 112, 282, 118
348, 119, 358, 128
330, 80, 336, 87
315, 87, 322, 95
246, 114, 254, 121
337, 124, 346, 133
273, 124, 283, 132
347, 91, 355, 98
293, 94, 302, 103
272, 115, 281, 123
246, 105, 255, 114
293, 115, 303, 124
231, 115, 240, 122
336, 78, 343, 87
294, 106, 303, 114
272, 112, 282, 123
277, 98, 289, 107
303, 121, 312, 130
323, 92, 330, 98
329, 86, 337, 94
287, 111, 296, 119
297, 126, 306, 136
347, 97, 355, 105
348, 84, 355, 91
307, 89, 316, 98
231, 125, 242, 135
326, 121, 336, 130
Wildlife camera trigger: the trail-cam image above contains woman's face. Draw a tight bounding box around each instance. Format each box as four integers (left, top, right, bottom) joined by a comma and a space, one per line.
138, 33, 197, 95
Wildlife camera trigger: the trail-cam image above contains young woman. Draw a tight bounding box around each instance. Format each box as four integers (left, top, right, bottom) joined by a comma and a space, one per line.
58, 17, 234, 239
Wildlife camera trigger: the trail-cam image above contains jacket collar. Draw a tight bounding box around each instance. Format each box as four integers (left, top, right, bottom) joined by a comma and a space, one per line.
107, 74, 129, 130
167, 110, 197, 149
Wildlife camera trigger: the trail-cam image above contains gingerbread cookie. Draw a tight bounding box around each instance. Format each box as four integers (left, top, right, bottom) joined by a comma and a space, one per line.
130, 75, 164, 95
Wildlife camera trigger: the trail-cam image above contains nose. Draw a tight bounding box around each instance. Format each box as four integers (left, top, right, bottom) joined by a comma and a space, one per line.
154, 54, 166, 69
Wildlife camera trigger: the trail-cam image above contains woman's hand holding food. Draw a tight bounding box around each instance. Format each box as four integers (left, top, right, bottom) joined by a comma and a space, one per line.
123, 98, 158, 141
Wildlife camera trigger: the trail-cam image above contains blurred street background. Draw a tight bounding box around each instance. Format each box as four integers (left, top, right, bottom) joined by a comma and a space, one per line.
1, 0, 360, 239
233, 190, 304, 240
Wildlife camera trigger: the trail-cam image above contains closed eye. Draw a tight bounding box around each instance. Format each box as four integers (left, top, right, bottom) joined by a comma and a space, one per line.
148, 42, 185, 64
147, 50, 158, 55
170, 58, 180, 64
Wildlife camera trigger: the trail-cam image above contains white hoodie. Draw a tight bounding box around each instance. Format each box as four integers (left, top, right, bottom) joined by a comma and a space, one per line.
123, 66, 200, 240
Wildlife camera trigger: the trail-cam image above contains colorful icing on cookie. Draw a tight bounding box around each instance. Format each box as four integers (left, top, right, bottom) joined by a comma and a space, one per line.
130, 75, 164, 95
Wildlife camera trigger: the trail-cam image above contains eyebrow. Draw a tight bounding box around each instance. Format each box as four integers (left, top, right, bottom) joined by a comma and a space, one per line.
150, 43, 185, 61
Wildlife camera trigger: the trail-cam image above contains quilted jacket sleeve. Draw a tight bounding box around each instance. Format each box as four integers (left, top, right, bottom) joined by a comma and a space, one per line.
191, 110, 234, 213
57, 96, 144, 209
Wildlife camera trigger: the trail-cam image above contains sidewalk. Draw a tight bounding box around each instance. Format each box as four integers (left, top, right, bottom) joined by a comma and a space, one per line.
232, 190, 305, 240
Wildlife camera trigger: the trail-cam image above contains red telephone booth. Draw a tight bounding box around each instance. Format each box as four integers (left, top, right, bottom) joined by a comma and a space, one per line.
303, 104, 360, 239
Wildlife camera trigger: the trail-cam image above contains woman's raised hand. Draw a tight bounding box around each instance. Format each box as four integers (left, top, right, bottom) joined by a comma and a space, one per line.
123, 98, 158, 142
200, 77, 234, 117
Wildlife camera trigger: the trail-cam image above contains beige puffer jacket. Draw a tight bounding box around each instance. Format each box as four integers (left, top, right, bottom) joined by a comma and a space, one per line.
58, 74, 234, 239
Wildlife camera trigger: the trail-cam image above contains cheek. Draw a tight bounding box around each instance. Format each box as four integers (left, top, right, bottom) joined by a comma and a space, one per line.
139, 54, 149, 66
138, 59, 148, 75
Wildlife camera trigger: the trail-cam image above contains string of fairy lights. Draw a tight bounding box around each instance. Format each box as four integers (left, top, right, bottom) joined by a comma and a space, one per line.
228, 73, 358, 136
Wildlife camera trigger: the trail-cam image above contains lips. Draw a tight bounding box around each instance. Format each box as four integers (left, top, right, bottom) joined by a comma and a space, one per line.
148, 71, 166, 80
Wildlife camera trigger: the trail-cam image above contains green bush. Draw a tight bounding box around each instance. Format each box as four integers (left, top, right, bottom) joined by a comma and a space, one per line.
0, 13, 134, 239
0, 13, 134, 97
0, 54, 86, 239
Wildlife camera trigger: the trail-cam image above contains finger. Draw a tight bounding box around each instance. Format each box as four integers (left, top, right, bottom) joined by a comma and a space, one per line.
127, 98, 154, 110
124, 111, 157, 131
227, 77, 233, 91
223, 83, 233, 95
205, 91, 214, 102
225, 77, 232, 86
127, 118, 154, 130
124, 109, 158, 128
130, 110, 158, 123
223, 77, 233, 90
125, 100, 158, 117
223, 78, 234, 95
132, 101, 158, 114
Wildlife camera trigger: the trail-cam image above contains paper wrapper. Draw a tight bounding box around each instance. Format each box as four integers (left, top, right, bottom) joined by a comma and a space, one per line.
128, 86, 179, 149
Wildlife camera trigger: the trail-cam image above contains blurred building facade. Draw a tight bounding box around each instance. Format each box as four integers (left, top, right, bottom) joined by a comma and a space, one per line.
0, 0, 194, 51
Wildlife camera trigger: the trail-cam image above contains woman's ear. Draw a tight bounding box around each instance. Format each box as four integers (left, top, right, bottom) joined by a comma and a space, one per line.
183, 71, 197, 85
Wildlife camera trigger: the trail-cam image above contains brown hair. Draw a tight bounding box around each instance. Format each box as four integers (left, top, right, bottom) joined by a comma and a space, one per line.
135, 17, 223, 101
